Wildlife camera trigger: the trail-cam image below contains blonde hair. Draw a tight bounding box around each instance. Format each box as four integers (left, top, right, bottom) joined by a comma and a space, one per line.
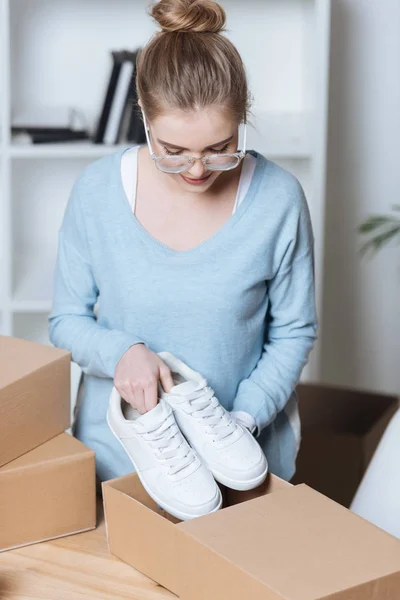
136, 0, 251, 123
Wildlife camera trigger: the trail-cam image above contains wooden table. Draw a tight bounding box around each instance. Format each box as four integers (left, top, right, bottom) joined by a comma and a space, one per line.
0, 500, 176, 600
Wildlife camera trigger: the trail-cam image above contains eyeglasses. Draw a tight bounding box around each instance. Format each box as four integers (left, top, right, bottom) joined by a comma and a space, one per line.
142, 111, 246, 174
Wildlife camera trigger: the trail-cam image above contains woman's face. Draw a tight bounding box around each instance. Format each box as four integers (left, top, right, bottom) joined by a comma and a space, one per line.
147, 106, 240, 194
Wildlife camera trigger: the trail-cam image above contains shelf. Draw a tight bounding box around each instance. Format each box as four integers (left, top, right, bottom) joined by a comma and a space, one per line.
9, 0, 316, 132
9, 142, 128, 159
11, 300, 52, 313
7, 112, 313, 160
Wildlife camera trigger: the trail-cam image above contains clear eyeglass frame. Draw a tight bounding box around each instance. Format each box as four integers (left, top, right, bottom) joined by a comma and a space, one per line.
142, 111, 247, 174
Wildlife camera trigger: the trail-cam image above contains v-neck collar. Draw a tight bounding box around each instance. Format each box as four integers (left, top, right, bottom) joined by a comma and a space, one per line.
115, 146, 265, 260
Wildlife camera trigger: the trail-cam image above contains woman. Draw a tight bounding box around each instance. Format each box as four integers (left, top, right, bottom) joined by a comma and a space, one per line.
49, 0, 318, 487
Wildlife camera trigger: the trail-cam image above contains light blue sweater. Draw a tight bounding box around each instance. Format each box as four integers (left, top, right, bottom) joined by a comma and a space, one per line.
49, 148, 317, 483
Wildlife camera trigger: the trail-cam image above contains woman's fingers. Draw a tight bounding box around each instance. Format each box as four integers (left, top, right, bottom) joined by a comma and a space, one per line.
131, 386, 146, 414
144, 380, 159, 413
159, 362, 174, 393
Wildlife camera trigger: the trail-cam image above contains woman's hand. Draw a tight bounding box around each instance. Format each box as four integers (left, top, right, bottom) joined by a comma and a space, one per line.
114, 344, 174, 414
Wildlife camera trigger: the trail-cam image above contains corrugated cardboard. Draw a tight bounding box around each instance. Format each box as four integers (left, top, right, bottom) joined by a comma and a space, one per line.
102, 473, 290, 595
104, 472, 400, 599
0, 335, 71, 467
0, 432, 96, 552
293, 383, 399, 506
179, 485, 400, 600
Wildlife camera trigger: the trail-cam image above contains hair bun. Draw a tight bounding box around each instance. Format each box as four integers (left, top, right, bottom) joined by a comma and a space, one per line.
151, 0, 226, 34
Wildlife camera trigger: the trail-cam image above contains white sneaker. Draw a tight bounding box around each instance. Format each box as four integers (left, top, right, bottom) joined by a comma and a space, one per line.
107, 387, 222, 520
158, 352, 268, 491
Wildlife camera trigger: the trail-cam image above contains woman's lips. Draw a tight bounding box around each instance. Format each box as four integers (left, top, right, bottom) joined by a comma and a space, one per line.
180, 173, 212, 186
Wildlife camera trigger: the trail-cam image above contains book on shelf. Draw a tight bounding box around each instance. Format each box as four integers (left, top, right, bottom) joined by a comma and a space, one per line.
11, 50, 146, 147
11, 106, 90, 144
94, 49, 145, 146
94, 50, 124, 144
12, 129, 90, 145
119, 50, 139, 143
103, 51, 135, 145
12, 106, 87, 131
126, 52, 146, 145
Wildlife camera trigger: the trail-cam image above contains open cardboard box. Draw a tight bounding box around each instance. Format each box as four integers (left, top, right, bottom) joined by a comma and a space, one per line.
0, 335, 71, 467
0, 432, 96, 552
293, 383, 399, 506
103, 472, 400, 600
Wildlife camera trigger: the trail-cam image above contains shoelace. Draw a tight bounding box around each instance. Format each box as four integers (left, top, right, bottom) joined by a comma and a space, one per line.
140, 413, 196, 476
177, 382, 238, 443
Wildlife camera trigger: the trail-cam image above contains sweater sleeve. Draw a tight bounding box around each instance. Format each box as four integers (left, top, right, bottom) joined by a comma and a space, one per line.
48, 174, 145, 379
232, 182, 318, 433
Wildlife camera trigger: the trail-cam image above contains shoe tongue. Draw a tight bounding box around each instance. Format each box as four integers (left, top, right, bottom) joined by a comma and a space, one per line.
170, 379, 202, 396
137, 399, 171, 427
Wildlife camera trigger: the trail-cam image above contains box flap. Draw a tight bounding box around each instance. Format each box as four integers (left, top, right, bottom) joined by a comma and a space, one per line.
292, 432, 363, 507
297, 384, 398, 434
0, 433, 94, 473
0, 335, 70, 390
363, 400, 399, 466
102, 475, 183, 593
178, 484, 400, 600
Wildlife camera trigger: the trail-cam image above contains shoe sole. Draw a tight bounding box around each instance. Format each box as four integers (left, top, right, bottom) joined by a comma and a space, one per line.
210, 465, 269, 491
106, 411, 223, 521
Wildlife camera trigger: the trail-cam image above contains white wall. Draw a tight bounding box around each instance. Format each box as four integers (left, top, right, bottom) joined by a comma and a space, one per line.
320, 0, 400, 395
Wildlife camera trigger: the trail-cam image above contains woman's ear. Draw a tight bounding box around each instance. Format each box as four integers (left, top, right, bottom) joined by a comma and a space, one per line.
138, 98, 142, 109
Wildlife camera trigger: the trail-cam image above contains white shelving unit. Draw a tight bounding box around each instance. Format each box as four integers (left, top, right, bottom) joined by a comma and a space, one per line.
0, 0, 331, 382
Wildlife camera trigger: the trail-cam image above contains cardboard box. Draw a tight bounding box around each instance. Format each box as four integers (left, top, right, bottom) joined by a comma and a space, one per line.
0, 335, 71, 467
293, 383, 399, 507
0, 432, 96, 552
103, 473, 400, 600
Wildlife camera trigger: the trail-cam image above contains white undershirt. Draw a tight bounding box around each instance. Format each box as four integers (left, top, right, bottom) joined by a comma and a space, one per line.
121, 145, 257, 215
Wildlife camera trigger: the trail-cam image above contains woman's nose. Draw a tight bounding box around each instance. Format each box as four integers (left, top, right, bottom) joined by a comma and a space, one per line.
187, 158, 207, 178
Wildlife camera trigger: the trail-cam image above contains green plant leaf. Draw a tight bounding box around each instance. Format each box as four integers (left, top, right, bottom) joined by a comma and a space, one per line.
360, 224, 400, 256
358, 216, 398, 234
